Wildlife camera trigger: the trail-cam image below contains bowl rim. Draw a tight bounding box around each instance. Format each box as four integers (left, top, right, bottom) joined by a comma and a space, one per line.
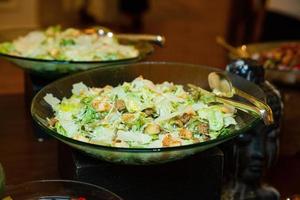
3, 179, 123, 199
31, 61, 261, 153
0, 51, 140, 64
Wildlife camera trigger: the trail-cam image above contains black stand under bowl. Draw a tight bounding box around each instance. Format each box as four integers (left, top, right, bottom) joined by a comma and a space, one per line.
58, 144, 224, 200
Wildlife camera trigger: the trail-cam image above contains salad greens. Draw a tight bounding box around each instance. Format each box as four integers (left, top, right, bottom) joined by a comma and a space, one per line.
44, 77, 237, 148
0, 26, 138, 61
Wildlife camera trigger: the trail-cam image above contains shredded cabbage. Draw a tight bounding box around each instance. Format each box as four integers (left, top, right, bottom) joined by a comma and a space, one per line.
45, 76, 238, 148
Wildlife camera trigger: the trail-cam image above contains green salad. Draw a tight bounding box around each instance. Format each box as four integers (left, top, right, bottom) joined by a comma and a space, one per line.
0, 26, 138, 61
44, 77, 237, 148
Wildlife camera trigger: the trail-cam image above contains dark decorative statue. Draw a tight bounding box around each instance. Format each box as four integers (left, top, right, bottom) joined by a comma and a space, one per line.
222, 59, 283, 200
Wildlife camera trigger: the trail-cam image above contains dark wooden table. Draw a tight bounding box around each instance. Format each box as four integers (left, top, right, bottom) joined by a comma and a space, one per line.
0, 92, 59, 184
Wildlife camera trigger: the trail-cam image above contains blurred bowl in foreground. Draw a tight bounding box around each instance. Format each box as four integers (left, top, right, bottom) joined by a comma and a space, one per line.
1, 180, 122, 200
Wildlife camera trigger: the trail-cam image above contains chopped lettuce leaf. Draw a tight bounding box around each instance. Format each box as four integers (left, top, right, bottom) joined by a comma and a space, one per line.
72, 82, 88, 95
116, 130, 152, 145
44, 93, 60, 109
207, 110, 224, 131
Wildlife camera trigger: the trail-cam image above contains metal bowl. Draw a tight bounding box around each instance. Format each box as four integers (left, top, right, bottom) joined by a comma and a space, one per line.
234, 41, 300, 85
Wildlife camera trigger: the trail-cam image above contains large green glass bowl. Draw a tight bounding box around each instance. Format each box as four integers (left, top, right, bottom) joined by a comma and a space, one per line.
31, 62, 264, 165
0, 28, 154, 78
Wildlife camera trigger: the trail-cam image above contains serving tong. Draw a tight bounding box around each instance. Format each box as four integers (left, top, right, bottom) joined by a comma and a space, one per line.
216, 36, 250, 58
214, 37, 273, 125
207, 72, 273, 125
85, 26, 166, 47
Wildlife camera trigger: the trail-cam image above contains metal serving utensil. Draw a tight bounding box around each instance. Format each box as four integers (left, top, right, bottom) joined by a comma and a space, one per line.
188, 84, 264, 122
96, 26, 166, 47
216, 36, 250, 58
208, 72, 274, 125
